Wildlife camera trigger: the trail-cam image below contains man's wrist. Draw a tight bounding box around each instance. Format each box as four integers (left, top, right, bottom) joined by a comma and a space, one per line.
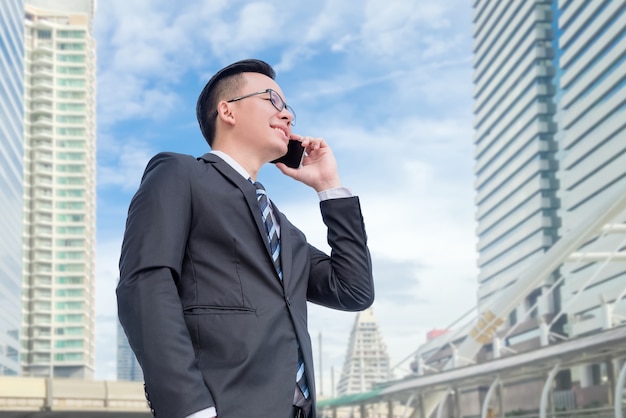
318, 187, 352, 201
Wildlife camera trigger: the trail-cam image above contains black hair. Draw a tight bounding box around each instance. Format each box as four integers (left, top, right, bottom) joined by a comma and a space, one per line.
196, 59, 276, 146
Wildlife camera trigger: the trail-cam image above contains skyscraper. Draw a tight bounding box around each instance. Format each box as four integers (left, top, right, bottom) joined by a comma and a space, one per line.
471, 0, 626, 390
472, 0, 560, 331
116, 321, 143, 382
472, 0, 626, 341
21, 0, 96, 379
336, 308, 390, 396
0, 0, 25, 377
554, 0, 626, 338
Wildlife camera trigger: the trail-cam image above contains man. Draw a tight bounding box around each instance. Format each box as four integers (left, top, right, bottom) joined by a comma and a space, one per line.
117, 59, 374, 418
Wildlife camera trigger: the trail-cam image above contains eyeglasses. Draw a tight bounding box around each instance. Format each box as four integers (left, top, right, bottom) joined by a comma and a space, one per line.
216, 88, 296, 126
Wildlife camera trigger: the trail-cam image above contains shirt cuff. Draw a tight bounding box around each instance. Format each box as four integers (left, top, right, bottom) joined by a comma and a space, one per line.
186, 407, 217, 418
318, 187, 353, 201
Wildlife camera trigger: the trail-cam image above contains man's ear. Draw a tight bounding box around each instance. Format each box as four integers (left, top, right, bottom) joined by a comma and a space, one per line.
216, 101, 236, 126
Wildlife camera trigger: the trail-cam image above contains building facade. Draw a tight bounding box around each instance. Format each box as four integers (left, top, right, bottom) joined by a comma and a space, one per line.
471, 0, 626, 401
116, 321, 143, 382
472, 0, 626, 338
553, 0, 626, 389
554, 0, 626, 337
472, 0, 560, 334
336, 308, 390, 396
0, 0, 25, 377
21, 0, 96, 379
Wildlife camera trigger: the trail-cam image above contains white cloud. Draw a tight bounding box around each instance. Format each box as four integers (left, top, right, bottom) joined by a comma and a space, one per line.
279, 167, 478, 385
302, 1, 358, 44
97, 138, 155, 192
92, 0, 478, 387
269, 98, 478, 386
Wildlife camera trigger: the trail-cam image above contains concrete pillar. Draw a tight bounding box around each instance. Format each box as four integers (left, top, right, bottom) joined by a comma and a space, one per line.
606, 357, 616, 405
539, 318, 549, 347
615, 357, 626, 418
454, 388, 462, 418
580, 364, 594, 388
493, 337, 502, 359
415, 356, 425, 376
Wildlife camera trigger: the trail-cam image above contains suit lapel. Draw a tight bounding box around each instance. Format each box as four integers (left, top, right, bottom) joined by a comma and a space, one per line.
198, 153, 272, 260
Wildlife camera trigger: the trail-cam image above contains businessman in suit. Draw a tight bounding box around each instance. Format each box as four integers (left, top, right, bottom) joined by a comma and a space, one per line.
117, 59, 374, 418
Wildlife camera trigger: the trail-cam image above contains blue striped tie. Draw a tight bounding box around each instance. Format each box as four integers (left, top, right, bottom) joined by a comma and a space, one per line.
252, 181, 309, 400
253, 181, 282, 280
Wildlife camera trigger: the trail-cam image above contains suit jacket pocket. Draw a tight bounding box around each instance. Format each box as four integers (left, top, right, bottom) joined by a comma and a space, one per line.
184, 306, 257, 370
183, 305, 256, 315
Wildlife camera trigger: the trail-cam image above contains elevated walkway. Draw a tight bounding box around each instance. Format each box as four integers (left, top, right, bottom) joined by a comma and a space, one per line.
318, 176, 626, 417
0, 378, 149, 416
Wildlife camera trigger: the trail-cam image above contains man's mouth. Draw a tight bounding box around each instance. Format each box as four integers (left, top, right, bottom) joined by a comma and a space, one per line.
273, 126, 289, 140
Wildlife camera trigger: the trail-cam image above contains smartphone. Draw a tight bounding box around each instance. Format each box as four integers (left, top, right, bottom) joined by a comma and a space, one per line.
271, 139, 305, 168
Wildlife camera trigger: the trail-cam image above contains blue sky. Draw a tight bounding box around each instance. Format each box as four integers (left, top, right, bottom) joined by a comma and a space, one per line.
93, 0, 479, 389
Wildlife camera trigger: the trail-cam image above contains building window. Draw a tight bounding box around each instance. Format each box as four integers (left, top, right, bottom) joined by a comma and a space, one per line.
56, 263, 85, 273
37, 30, 52, 39
56, 277, 84, 285
57, 79, 86, 87
57, 43, 85, 51
57, 30, 85, 39
57, 54, 86, 63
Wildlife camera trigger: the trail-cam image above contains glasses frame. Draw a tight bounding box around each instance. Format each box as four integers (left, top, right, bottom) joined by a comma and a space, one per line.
214, 88, 296, 126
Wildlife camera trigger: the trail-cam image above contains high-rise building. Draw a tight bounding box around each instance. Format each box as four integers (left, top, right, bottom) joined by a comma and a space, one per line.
472, 0, 626, 340
21, 0, 96, 379
116, 321, 143, 382
336, 308, 390, 396
0, 0, 25, 377
471, 0, 626, 395
472, 0, 560, 331
554, 0, 626, 338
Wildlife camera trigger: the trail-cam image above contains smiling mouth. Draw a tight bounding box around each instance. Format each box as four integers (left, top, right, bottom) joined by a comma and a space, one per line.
273, 126, 289, 139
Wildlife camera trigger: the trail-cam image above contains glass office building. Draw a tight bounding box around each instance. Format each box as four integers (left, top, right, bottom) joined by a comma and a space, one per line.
0, 0, 25, 376
554, 0, 626, 338
116, 321, 143, 382
472, 0, 560, 331
470, 0, 626, 401
22, 0, 96, 379
472, 0, 625, 343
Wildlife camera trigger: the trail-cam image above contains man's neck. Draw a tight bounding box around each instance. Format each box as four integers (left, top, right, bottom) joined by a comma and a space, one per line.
211, 146, 261, 181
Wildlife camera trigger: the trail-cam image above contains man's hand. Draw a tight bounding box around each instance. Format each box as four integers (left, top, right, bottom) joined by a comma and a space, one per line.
276, 134, 342, 192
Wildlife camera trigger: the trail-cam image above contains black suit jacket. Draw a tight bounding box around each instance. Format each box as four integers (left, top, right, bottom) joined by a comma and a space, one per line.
117, 152, 374, 418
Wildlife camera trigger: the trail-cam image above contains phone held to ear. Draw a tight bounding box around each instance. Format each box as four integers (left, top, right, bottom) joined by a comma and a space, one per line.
271, 139, 305, 169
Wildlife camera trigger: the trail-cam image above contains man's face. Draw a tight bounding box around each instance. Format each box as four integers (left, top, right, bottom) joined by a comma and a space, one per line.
230, 72, 294, 162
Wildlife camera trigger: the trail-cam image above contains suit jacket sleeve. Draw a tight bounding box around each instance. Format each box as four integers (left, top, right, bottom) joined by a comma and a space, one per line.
306, 196, 375, 311
117, 153, 213, 418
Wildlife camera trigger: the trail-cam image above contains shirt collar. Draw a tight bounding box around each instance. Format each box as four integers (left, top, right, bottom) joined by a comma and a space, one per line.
210, 150, 251, 180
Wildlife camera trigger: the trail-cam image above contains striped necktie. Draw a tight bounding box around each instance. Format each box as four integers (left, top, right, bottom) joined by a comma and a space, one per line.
251, 181, 309, 400
253, 181, 282, 280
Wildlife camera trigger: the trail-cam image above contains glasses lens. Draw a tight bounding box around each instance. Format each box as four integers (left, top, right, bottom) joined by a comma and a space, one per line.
286, 105, 296, 125
268, 90, 283, 111
269, 89, 296, 126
